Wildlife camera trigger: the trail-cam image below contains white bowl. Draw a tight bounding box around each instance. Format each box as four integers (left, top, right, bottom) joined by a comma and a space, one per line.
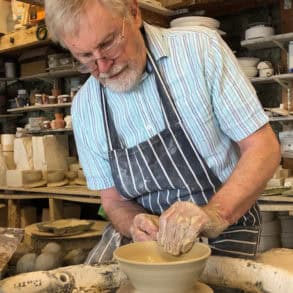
241, 66, 258, 77
114, 241, 211, 293
237, 57, 260, 67
245, 25, 274, 40
170, 16, 220, 29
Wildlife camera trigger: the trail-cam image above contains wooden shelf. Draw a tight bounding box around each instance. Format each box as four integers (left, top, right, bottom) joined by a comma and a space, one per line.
0, 185, 99, 199
269, 116, 293, 122
28, 128, 73, 134
0, 77, 16, 82
7, 102, 71, 113
0, 114, 22, 118
250, 73, 293, 84
16, 0, 175, 16
19, 69, 81, 81
241, 32, 293, 50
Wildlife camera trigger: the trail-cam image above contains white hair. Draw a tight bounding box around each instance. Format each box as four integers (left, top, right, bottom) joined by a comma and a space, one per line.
45, 0, 132, 46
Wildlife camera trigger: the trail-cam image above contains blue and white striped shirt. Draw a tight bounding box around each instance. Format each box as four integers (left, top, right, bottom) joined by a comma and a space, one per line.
72, 23, 268, 191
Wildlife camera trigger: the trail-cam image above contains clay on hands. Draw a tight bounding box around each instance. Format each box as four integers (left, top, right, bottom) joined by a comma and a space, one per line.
130, 214, 159, 242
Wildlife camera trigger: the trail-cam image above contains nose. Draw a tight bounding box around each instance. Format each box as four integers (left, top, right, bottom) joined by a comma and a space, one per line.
96, 58, 114, 73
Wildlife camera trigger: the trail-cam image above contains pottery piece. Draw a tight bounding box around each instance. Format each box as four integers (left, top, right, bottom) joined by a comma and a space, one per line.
43, 170, 65, 183
51, 112, 65, 129
23, 180, 47, 188
65, 171, 77, 180
36, 219, 95, 236
114, 241, 211, 293
47, 178, 69, 187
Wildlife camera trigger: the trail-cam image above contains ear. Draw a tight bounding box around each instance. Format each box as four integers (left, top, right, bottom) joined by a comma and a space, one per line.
130, 0, 139, 18
129, 0, 142, 27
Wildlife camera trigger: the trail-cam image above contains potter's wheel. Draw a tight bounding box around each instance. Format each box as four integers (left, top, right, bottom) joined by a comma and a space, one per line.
117, 280, 213, 293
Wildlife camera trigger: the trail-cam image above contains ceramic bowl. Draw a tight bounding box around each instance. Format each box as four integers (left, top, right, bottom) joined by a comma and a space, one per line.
237, 57, 260, 67
245, 25, 274, 40
114, 241, 211, 293
241, 66, 258, 77
170, 16, 220, 29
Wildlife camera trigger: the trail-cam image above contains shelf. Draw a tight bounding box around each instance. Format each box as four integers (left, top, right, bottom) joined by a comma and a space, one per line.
16, 0, 175, 16
241, 32, 293, 50
28, 128, 73, 134
269, 116, 293, 122
0, 185, 98, 197
0, 77, 17, 82
19, 69, 81, 81
250, 73, 293, 85
7, 103, 71, 113
0, 114, 22, 118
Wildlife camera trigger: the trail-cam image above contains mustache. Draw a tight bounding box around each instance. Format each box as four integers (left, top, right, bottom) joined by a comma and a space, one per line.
98, 64, 126, 79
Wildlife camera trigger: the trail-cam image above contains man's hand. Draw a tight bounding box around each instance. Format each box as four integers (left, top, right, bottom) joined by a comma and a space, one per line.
130, 214, 159, 242
157, 201, 229, 255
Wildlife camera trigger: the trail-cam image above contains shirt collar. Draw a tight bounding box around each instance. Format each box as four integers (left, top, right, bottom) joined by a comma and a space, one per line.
143, 22, 169, 62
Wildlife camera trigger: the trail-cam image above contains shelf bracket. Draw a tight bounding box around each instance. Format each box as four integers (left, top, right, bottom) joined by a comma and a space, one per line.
272, 40, 287, 53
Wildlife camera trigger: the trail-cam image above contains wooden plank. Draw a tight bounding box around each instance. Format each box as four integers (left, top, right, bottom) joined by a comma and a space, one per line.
7, 199, 20, 228
7, 103, 72, 113
259, 195, 293, 202
48, 198, 63, 220
0, 26, 50, 54
0, 185, 99, 197
260, 203, 293, 212
0, 193, 100, 204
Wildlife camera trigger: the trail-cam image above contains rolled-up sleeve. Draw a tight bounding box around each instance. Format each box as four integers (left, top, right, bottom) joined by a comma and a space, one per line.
71, 83, 114, 190
205, 32, 269, 142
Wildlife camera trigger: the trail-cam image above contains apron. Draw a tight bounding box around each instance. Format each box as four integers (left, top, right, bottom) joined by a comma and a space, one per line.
85, 47, 261, 264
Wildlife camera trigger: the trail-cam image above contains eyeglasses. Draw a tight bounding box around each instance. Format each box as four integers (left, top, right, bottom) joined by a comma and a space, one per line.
77, 18, 126, 74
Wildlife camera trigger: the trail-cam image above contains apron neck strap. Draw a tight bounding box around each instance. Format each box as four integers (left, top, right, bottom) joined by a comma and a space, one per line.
101, 32, 184, 151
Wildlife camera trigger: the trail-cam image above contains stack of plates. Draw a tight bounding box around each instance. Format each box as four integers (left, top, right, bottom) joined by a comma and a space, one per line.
237, 57, 260, 78
170, 16, 226, 35
278, 213, 293, 248
258, 212, 281, 253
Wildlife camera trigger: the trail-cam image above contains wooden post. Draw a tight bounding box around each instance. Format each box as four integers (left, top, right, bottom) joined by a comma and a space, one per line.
48, 198, 63, 220
7, 199, 20, 228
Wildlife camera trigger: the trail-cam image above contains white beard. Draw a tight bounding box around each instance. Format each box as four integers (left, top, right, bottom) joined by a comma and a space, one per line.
96, 56, 145, 93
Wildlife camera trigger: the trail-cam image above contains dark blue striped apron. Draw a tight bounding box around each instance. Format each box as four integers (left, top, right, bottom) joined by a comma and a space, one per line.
85, 48, 261, 264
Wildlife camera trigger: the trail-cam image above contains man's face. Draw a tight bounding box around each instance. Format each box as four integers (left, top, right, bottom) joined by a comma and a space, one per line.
63, 0, 146, 92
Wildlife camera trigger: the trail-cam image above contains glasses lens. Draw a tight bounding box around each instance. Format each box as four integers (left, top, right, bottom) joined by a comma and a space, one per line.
77, 62, 96, 74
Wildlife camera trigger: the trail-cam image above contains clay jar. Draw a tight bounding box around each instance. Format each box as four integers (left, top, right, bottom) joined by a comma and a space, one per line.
51, 112, 65, 129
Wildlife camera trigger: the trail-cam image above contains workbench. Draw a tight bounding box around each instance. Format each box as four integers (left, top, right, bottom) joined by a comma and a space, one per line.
0, 186, 100, 227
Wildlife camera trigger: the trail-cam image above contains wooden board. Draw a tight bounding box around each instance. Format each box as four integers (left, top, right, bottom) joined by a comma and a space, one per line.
0, 185, 99, 197
25, 221, 108, 240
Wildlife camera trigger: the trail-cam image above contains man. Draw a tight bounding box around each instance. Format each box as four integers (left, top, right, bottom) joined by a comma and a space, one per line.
45, 0, 280, 262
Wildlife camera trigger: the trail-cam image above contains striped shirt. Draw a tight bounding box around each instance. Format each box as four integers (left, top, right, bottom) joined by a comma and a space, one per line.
72, 22, 268, 191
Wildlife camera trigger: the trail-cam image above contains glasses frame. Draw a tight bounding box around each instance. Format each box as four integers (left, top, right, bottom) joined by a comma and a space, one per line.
77, 17, 126, 74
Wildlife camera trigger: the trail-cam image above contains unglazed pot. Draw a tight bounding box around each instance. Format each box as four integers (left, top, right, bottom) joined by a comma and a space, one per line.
114, 241, 211, 293
51, 113, 65, 129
